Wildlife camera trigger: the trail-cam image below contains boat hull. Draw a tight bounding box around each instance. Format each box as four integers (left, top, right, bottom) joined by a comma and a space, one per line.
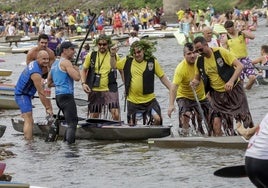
0, 95, 18, 109
148, 136, 248, 149
0, 125, 6, 138
0, 84, 18, 109
11, 118, 171, 140
0, 69, 12, 77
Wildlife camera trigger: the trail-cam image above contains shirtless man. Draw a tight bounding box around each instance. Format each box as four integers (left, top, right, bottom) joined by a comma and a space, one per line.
26, 34, 55, 78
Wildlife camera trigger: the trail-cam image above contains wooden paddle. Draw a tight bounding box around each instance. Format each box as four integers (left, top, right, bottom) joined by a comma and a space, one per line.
32, 96, 88, 106
0, 162, 6, 176
214, 165, 247, 178
191, 85, 209, 136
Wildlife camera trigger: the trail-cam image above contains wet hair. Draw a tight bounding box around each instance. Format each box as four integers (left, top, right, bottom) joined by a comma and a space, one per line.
38, 34, 49, 41
183, 42, 194, 55
224, 20, 234, 29
129, 40, 156, 61
193, 36, 207, 45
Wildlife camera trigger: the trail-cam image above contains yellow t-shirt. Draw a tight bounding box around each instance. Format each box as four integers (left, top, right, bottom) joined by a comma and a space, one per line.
227, 33, 248, 58
194, 47, 237, 92
117, 57, 165, 104
173, 59, 206, 100
68, 15, 76, 26
83, 51, 119, 91
176, 10, 184, 21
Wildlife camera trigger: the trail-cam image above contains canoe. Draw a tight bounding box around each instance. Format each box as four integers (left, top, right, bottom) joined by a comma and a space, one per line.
3, 35, 38, 43
0, 84, 15, 95
148, 136, 248, 149
11, 46, 34, 54
0, 125, 6, 138
0, 181, 30, 188
0, 95, 18, 109
5, 35, 22, 43
0, 46, 12, 53
0, 84, 18, 109
0, 69, 12, 77
11, 117, 171, 140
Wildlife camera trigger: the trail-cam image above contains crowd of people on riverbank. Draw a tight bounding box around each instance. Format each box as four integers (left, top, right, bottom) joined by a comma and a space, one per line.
0, 6, 164, 39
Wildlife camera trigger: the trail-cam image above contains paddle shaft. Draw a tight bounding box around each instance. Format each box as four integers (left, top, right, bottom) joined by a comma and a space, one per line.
33, 96, 88, 106
191, 85, 209, 135
74, 13, 97, 65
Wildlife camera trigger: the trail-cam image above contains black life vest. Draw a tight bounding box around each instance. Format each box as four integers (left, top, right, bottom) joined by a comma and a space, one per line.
85, 51, 117, 92
123, 57, 155, 96
196, 49, 236, 93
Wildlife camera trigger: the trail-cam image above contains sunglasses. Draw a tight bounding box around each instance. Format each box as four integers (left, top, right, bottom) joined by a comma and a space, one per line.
98, 43, 108, 46
194, 48, 204, 53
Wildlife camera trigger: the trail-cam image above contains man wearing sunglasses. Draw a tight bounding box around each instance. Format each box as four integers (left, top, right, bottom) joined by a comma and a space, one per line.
168, 43, 212, 136
117, 40, 171, 126
191, 36, 254, 136
80, 34, 120, 121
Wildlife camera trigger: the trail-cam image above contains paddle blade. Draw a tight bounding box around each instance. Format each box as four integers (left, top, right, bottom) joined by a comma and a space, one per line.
0, 162, 6, 176
214, 165, 247, 178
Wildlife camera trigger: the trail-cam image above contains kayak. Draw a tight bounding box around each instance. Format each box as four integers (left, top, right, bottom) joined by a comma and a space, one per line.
11, 117, 171, 140
148, 135, 248, 149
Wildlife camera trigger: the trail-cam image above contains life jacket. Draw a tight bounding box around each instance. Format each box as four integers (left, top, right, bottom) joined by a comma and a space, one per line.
123, 57, 155, 96
196, 49, 236, 93
85, 51, 117, 92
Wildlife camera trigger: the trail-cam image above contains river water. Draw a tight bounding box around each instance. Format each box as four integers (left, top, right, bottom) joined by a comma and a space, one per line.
1, 18, 268, 188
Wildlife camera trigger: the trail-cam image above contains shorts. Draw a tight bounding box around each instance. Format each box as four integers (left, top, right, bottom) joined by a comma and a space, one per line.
136, 109, 157, 121
239, 57, 256, 80
97, 25, 104, 31
15, 95, 33, 113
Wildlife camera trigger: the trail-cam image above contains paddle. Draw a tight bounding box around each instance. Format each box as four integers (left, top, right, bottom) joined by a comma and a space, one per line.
191, 85, 209, 136
214, 165, 247, 178
74, 13, 97, 66
32, 96, 88, 106
0, 162, 6, 176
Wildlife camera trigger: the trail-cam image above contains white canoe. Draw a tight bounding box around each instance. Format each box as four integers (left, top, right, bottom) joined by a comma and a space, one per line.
148, 136, 248, 149
0, 46, 12, 53
0, 69, 12, 77
0, 95, 18, 109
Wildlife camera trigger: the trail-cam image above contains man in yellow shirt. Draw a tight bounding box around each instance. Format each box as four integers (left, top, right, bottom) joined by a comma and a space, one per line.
117, 40, 171, 126
168, 43, 211, 136
68, 12, 76, 36
80, 34, 120, 120
191, 36, 254, 135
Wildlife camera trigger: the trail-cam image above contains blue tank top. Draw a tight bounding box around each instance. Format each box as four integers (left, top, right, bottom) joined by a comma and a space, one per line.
15, 61, 42, 96
50, 58, 74, 95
